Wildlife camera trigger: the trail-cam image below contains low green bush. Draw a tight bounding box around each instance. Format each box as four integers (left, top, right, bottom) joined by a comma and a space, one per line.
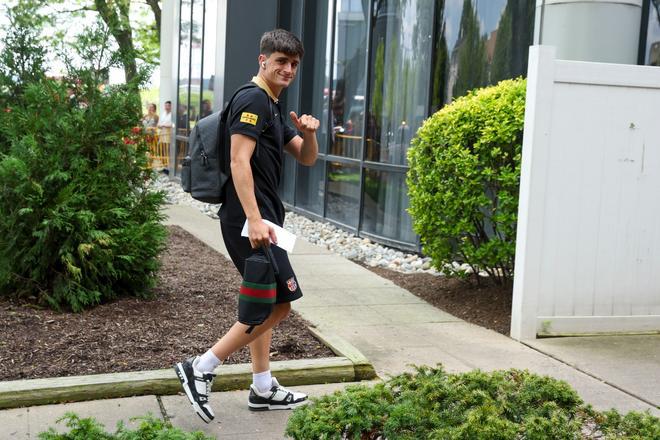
286, 366, 660, 439
38, 413, 213, 440
407, 79, 526, 284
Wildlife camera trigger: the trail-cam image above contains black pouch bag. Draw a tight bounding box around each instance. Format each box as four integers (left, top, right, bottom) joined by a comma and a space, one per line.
239, 247, 279, 327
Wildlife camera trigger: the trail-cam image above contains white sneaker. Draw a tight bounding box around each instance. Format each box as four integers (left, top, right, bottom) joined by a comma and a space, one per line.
247, 377, 308, 411
174, 356, 216, 423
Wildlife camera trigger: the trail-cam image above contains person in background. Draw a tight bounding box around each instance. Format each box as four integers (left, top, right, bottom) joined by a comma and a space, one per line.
200, 99, 213, 119
158, 101, 173, 136
156, 101, 173, 173
142, 103, 159, 130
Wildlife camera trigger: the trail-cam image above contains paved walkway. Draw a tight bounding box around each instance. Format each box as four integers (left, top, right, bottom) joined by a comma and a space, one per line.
2, 204, 658, 439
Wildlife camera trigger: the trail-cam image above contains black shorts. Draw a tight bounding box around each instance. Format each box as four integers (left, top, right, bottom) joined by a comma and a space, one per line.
221, 223, 303, 304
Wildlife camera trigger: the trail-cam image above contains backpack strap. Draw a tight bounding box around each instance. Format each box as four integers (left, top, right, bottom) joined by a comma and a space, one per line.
220, 83, 275, 169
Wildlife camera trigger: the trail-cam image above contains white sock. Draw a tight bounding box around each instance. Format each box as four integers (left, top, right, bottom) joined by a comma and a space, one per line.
253, 370, 272, 393
196, 350, 221, 373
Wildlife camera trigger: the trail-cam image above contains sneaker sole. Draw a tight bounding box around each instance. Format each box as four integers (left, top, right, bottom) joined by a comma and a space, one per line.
174, 362, 213, 423
248, 400, 309, 411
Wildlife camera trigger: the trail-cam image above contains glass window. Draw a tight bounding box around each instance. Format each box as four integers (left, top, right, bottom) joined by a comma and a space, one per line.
646, 0, 660, 65
189, 0, 203, 127
443, 0, 534, 103
326, 161, 360, 227
175, 0, 192, 175
296, 160, 325, 215
330, 0, 368, 159
361, 168, 416, 243
201, 0, 217, 116
300, 0, 333, 154
280, 154, 296, 205
366, 0, 435, 165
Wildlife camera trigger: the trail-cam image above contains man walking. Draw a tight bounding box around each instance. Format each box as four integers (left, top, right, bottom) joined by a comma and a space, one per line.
174, 29, 319, 423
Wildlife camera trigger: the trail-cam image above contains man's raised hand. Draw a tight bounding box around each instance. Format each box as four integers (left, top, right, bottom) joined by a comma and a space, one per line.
290, 111, 320, 134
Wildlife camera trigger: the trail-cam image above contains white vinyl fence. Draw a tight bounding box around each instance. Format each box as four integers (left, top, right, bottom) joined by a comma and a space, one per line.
510, 46, 660, 340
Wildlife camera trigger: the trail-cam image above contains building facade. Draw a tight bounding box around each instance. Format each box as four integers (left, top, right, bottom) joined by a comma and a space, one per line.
161, 0, 658, 250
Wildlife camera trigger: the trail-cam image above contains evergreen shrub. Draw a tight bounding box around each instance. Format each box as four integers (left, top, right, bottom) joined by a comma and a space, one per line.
285, 366, 660, 439
407, 79, 526, 284
38, 413, 213, 440
0, 74, 166, 311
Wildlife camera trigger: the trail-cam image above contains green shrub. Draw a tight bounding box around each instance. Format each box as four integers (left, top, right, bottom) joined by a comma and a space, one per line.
38, 413, 213, 440
0, 75, 166, 311
0, 10, 166, 313
285, 366, 660, 439
407, 79, 526, 284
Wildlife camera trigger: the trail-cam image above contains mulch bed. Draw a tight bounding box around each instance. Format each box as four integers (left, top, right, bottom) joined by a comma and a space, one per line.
364, 266, 513, 335
0, 226, 333, 381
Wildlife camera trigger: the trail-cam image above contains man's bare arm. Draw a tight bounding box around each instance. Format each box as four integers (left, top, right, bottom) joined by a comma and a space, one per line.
230, 133, 277, 248
284, 112, 319, 166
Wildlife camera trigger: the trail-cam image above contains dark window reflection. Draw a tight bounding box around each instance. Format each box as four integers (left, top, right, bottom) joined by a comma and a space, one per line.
176, 0, 192, 175
201, 0, 217, 116
330, 0, 368, 159
646, 0, 660, 65
326, 162, 360, 227
441, 0, 534, 103
280, 154, 296, 205
296, 160, 325, 215
367, 0, 435, 165
300, 0, 333, 154
190, 0, 203, 128
361, 168, 415, 243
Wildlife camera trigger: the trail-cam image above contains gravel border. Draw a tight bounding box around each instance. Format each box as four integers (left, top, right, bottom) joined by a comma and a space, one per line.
151, 175, 461, 275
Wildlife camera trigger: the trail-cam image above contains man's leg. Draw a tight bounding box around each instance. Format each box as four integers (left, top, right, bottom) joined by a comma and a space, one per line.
248, 302, 292, 395
173, 304, 289, 423
207, 302, 290, 361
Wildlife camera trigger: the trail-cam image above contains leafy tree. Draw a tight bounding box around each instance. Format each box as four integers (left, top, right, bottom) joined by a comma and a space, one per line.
0, 0, 49, 103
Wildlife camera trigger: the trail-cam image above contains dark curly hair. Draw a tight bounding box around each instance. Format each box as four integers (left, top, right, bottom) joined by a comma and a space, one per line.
260, 29, 304, 58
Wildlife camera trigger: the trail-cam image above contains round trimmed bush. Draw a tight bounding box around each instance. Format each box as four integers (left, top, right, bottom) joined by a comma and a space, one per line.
407, 78, 526, 284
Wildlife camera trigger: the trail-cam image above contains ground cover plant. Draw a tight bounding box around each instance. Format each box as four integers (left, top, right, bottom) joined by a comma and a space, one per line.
407, 79, 526, 285
286, 366, 660, 439
38, 413, 212, 440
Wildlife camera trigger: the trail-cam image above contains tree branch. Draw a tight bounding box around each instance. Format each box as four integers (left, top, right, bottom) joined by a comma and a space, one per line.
145, 0, 161, 44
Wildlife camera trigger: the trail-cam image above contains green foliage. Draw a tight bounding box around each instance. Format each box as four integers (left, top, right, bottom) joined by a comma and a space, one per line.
286, 366, 660, 439
407, 78, 526, 284
0, 0, 50, 103
38, 413, 214, 440
0, 14, 166, 311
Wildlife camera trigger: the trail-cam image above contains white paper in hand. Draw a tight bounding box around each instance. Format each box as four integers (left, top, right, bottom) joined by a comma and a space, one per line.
241, 219, 296, 253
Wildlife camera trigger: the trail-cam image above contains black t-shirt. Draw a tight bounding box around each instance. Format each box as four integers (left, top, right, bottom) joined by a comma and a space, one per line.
219, 85, 298, 227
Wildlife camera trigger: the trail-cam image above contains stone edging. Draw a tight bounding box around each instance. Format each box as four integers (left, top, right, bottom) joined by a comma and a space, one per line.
0, 327, 376, 409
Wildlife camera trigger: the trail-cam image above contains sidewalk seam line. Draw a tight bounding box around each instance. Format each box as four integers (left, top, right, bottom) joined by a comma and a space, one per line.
156, 395, 170, 422
520, 341, 659, 409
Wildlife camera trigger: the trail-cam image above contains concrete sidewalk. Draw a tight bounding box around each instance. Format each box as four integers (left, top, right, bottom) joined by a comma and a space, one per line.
2, 203, 658, 438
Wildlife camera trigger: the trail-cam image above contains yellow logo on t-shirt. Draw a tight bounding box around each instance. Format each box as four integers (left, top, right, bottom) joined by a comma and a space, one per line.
240, 112, 258, 125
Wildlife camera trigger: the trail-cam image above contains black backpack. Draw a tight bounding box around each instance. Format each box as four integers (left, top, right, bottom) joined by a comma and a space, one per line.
181, 83, 271, 204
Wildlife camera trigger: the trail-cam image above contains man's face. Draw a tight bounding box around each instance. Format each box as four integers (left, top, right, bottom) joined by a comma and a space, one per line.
261, 52, 300, 89
165, 102, 172, 112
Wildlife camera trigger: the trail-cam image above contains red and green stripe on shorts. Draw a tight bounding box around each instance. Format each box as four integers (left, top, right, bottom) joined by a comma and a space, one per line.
240, 280, 277, 303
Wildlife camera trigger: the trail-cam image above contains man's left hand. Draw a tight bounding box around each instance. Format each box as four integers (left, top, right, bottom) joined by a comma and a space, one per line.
290, 112, 320, 134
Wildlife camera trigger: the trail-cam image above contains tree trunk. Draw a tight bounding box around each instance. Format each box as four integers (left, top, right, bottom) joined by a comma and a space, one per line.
146, 0, 161, 44
93, 0, 137, 84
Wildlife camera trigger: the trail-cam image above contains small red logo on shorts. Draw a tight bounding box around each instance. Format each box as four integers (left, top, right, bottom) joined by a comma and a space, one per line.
286, 277, 297, 292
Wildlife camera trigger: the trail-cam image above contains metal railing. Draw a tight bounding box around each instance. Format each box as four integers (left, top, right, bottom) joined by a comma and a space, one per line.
143, 128, 171, 169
